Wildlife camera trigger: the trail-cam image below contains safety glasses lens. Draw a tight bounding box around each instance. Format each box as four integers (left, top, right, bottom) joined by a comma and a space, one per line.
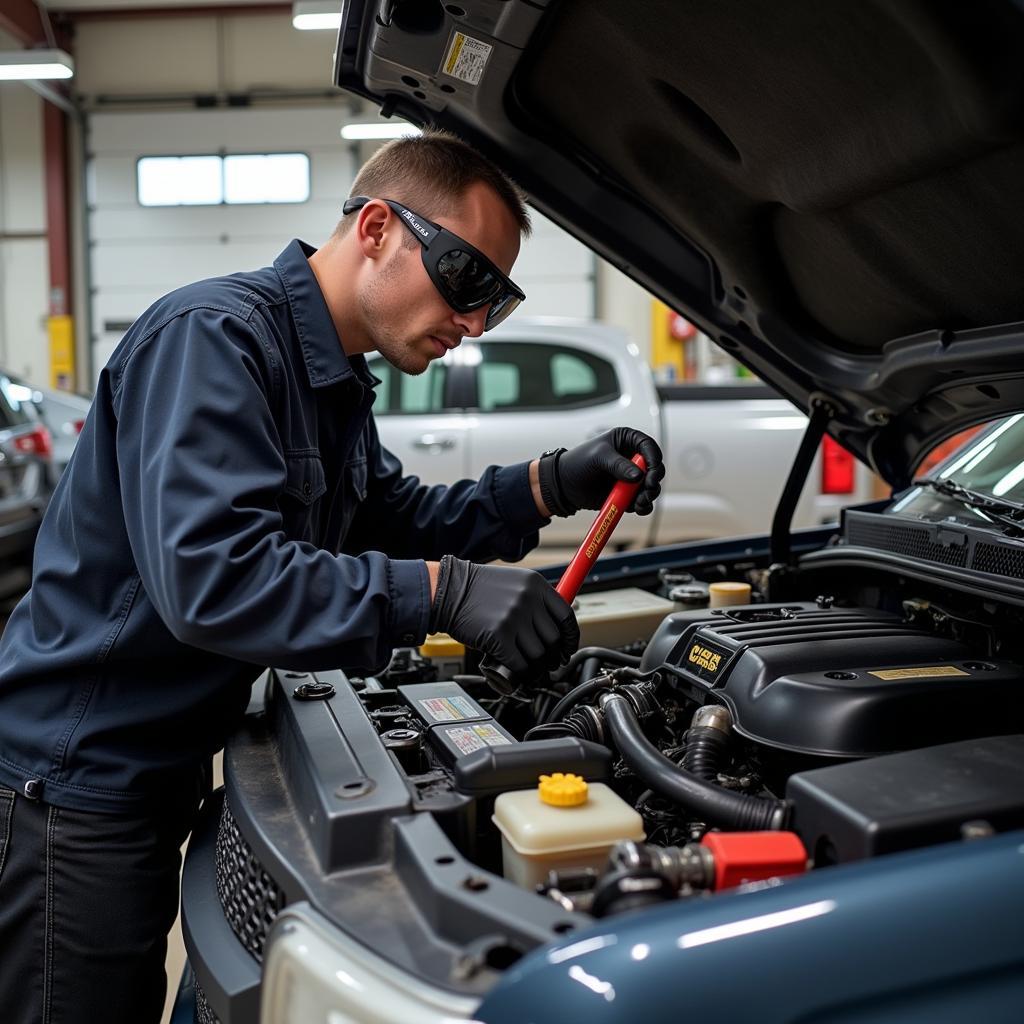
485, 293, 522, 330
436, 249, 503, 308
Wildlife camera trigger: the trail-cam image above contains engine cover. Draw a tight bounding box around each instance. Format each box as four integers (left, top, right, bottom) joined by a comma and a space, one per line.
642, 603, 1024, 757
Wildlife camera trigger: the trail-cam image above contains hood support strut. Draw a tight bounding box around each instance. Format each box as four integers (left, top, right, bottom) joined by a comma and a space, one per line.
771, 402, 830, 566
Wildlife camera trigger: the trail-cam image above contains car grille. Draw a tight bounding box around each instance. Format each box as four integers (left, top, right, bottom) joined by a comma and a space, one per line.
194, 982, 221, 1024
214, 798, 286, 962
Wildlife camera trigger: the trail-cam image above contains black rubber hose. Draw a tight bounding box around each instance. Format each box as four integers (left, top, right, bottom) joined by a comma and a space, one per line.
580, 656, 602, 683
541, 675, 612, 725
552, 647, 642, 682
601, 694, 788, 831
681, 727, 729, 781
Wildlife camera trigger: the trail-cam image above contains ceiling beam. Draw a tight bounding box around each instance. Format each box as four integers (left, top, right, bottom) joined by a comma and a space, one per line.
0, 0, 47, 46
70, 5, 289, 22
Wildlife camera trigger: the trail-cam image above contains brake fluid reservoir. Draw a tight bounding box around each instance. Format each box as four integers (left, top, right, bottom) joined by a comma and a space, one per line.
492, 774, 645, 889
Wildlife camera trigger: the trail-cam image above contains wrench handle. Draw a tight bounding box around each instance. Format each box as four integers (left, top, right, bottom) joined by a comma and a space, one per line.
555, 453, 647, 603
479, 452, 647, 695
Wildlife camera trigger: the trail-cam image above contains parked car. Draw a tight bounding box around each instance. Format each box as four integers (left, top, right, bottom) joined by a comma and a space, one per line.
369, 318, 875, 545
2, 374, 90, 475
178, 3, 1024, 1022
0, 376, 56, 596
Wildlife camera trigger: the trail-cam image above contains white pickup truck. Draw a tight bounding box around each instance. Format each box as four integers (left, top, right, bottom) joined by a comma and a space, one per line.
368, 318, 876, 547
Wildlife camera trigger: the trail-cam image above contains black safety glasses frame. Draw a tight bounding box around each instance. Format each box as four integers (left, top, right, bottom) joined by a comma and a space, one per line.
342, 196, 525, 330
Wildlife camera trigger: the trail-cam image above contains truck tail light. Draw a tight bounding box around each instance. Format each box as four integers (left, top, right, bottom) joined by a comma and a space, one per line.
821, 435, 855, 494
14, 425, 54, 459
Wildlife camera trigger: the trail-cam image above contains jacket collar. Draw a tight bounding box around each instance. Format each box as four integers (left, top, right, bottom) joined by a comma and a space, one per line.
273, 239, 378, 390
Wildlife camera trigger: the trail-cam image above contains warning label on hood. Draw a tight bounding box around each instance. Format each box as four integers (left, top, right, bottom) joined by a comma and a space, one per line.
442, 31, 492, 86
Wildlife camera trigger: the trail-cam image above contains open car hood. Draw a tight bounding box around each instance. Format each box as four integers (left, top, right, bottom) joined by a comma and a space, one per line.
335, 0, 1024, 487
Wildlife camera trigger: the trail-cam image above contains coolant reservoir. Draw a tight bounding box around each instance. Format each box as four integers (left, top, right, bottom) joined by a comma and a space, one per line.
492, 773, 645, 889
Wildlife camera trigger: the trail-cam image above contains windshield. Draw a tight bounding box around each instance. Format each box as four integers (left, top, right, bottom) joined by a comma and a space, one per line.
890, 414, 1024, 525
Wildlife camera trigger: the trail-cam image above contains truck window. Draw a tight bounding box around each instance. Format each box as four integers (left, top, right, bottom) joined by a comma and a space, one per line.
477, 343, 619, 411
368, 358, 447, 415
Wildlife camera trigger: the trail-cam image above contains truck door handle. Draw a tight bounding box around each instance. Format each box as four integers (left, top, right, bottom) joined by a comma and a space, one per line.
412, 434, 456, 452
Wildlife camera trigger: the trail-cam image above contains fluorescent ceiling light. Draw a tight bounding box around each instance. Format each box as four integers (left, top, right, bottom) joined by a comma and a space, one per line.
0, 49, 74, 81
341, 121, 420, 140
292, 2, 341, 30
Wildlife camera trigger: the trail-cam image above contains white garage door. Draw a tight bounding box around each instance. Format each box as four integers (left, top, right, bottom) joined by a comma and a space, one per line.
86, 107, 594, 383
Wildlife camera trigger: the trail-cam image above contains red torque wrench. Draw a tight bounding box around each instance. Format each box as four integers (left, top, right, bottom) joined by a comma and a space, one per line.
554, 452, 648, 602
481, 452, 648, 694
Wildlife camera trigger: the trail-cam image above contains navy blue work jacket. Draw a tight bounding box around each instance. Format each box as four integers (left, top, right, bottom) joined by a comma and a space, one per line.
0, 240, 546, 812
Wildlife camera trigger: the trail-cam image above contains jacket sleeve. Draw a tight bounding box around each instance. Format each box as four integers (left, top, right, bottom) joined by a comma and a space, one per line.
343, 413, 550, 563
111, 308, 429, 673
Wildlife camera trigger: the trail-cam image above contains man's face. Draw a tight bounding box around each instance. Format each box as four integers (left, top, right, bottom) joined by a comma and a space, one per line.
358, 181, 522, 375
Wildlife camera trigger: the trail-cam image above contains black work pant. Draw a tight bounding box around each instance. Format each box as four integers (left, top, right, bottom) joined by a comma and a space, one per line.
0, 783, 201, 1024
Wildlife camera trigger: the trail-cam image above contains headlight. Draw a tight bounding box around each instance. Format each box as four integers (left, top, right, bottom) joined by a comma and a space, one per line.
260, 902, 482, 1024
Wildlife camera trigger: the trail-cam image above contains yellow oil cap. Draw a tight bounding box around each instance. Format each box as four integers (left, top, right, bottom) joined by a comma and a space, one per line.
538, 772, 588, 807
420, 633, 465, 657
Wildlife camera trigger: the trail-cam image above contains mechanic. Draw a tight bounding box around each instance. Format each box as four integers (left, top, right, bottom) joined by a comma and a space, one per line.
0, 130, 663, 1022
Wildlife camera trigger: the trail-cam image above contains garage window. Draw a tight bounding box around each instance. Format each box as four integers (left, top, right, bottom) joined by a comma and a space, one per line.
137, 153, 310, 207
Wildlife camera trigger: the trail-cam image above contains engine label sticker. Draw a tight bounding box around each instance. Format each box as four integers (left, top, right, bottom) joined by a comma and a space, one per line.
446, 724, 512, 755
419, 695, 478, 722
442, 32, 492, 86
685, 637, 731, 682
868, 665, 969, 680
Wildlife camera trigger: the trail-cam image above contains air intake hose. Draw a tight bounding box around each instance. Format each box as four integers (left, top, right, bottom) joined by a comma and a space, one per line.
681, 705, 733, 781
600, 693, 788, 831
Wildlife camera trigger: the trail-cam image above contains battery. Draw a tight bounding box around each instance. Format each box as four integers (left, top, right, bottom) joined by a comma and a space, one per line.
432, 719, 516, 765
398, 681, 491, 728
398, 681, 516, 766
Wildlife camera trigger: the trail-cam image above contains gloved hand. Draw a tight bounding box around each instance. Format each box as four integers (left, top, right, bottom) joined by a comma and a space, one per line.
429, 555, 579, 677
539, 427, 665, 517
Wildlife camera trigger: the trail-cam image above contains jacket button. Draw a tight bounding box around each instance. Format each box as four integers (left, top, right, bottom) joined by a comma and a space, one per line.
24, 779, 42, 800
303, 482, 312, 497
401, 634, 415, 644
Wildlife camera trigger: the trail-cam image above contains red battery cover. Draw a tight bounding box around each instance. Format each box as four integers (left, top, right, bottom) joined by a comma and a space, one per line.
700, 831, 808, 890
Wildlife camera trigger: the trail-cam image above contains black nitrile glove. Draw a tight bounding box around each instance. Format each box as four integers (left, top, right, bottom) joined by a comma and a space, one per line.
538, 427, 665, 517
429, 555, 579, 677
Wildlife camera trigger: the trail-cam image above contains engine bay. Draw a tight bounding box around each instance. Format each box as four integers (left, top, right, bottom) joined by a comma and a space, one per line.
348, 558, 1024, 919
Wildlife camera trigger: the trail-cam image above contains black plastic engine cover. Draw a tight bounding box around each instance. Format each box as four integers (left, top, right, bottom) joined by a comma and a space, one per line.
787, 735, 1024, 862
642, 603, 1024, 757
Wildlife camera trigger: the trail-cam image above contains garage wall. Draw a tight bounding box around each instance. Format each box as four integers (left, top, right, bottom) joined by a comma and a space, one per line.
86, 103, 596, 381
73, 11, 341, 97
0, 28, 50, 385
87, 105, 355, 374
73, 10, 637, 384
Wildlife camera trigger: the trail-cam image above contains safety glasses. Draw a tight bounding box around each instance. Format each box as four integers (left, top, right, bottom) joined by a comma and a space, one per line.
342, 196, 525, 330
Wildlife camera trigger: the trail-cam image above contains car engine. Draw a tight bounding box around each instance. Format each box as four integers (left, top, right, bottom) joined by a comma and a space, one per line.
344, 556, 1024, 921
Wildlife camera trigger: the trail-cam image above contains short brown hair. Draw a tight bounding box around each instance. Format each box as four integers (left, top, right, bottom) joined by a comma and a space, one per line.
334, 129, 531, 242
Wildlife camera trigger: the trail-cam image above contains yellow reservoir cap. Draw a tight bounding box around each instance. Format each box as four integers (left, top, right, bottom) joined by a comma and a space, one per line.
538, 772, 588, 807
708, 581, 752, 608
420, 633, 465, 657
